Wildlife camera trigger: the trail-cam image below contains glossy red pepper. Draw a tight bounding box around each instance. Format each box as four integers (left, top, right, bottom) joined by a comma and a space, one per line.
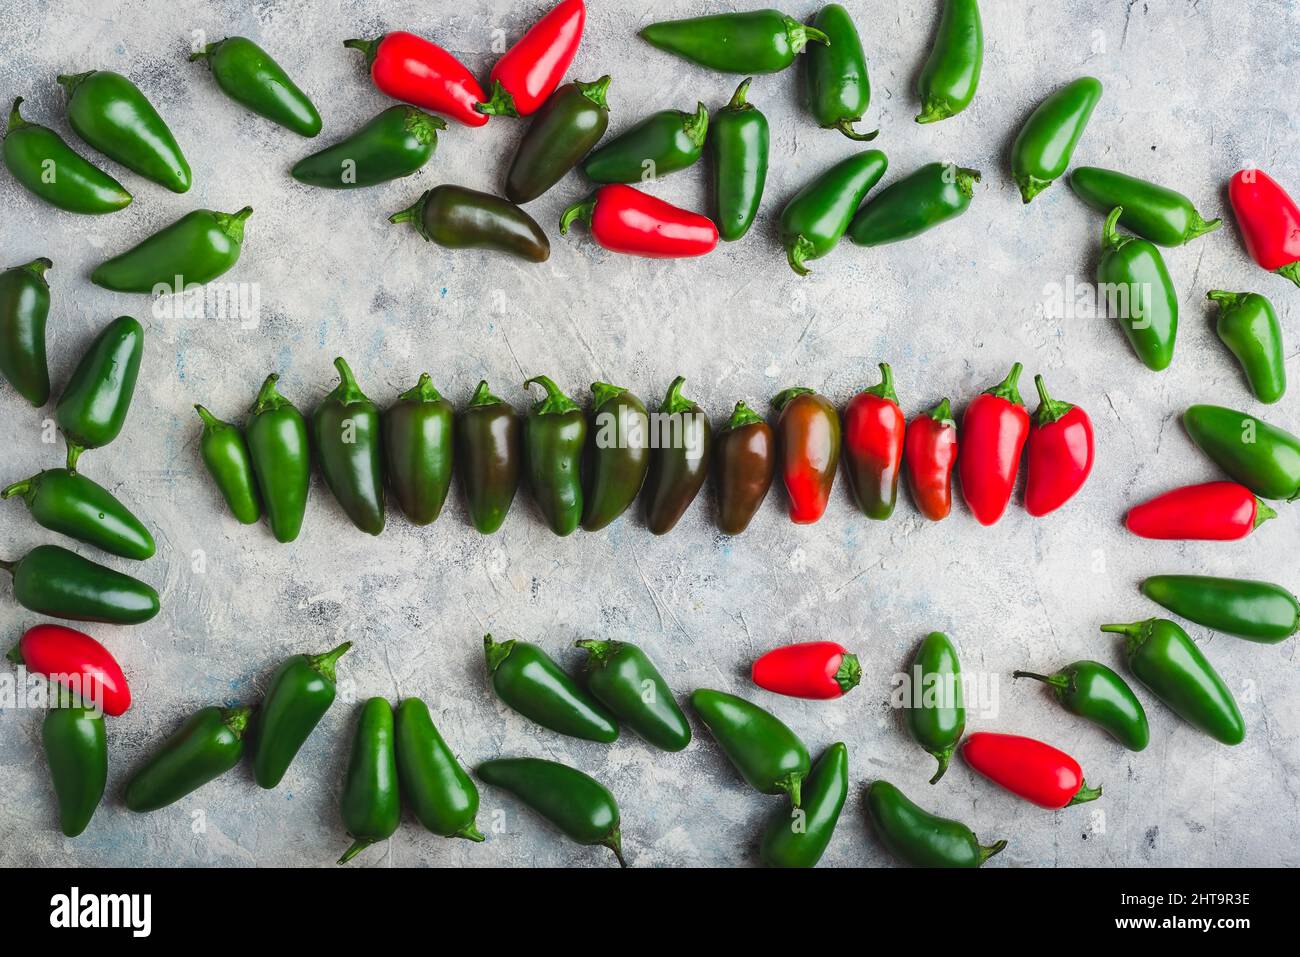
962, 732, 1101, 810
1024, 374, 1094, 517
842, 363, 905, 520
958, 363, 1029, 525
344, 32, 488, 128
1229, 168, 1300, 288
773, 387, 841, 524
1126, 481, 1276, 541
479, 0, 585, 118
560, 184, 718, 258
6, 624, 130, 716
903, 398, 957, 521
751, 641, 861, 700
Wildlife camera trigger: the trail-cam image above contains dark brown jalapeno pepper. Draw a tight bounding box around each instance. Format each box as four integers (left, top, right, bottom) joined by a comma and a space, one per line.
389, 185, 550, 262
642, 377, 712, 534
457, 380, 522, 535
714, 400, 775, 535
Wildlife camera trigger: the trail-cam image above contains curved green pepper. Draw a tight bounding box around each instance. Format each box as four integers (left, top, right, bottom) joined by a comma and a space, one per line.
0, 544, 159, 624
1141, 575, 1299, 644
1013, 660, 1149, 751
0, 256, 52, 406
246, 374, 311, 543
583, 102, 708, 184
483, 634, 618, 743
124, 705, 251, 812
848, 161, 978, 247
55, 315, 143, 471
506, 76, 610, 204
4, 98, 131, 214
1207, 290, 1286, 404
43, 693, 107, 837
2, 468, 155, 560
643, 377, 713, 535
395, 698, 483, 842
523, 375, 586, 536
759, 742, 848, 868
457, 380, 521, 534
915, 0, 983, 124
904, 631, 964, 784
252, 641, 352, 790
57, 69, 190, 193
1098, 207, 1178, 371
195, 405, 261, 524
338, 697, 400, 864
383, 373, 454, 526
191, 36, 321, 137
390, 186, 550, 263
312, 357, 385, 536
691, 688, 810, 806
92, 206, 252, 292
805, 4, 877, 140
1010, 76, 1102, 203
292, 106, 444, 188
574, 639, 691, 752
1183, 404, 1300, 501
582, 382, 650, 531
780, 149, 888, 275
1100, 618, 1245, 746
866, 779, 1005, 868
710, 78, 769, 242
1069, 167, 1221, 245
639, 9, 829, 74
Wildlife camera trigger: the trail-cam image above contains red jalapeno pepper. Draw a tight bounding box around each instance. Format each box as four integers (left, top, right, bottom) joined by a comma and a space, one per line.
958, 362, 1029, 525
344, 32, 488, 128
1126, 481, 1275, 541
751, 641, 860, 700
1228, 168, 1300, 288
842, 363, 905, 520
773, 387, 841, 524
560, 184, 718, 258
903, 397, 957, 521
1024, 374, 1094, 517
7, 624, 130, 716
479, 0, 585, 118
961, 732, 1102, 810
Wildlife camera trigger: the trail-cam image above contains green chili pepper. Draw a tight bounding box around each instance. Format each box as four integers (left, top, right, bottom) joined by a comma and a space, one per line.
805, 4, 876, 140
124, 705, 251, 812
389, 186, 550, 262
43, 691, 107, 837
0, 544, 159, 624
691, 688, 810, 806
55, 315, 143, 471
1010, 76, 1102, 203
0, 256, 52, 406
195, 405, 261, 525
866, 779, 1006, 868
506, 76, 610, 204
383, 373, 454, 526
292, 107, 444, 189
780, 149, 888, 275
1013, 661, 1149, 751
477, 757, 627, 867
1069, 167, 1221, 245
484, 634, 618, 743
338, 697, 400, 864
582, 382, 650, 532
1097, 207, 1179, 371
246, 374, 311, 543
523, 375, 586, 536
582, 102, 708, 184
4, 98, 131, 214
1183, 404, 1300, 501
574, 639, 691, 752
1100, 618, 1245, 746
848, 161, 979, 247
903, 632, 964, 783
395, 698, 484, 842
1141, 575, 1299, 644
2, 469, 154, 560
639, 9, 829, 74
643, 376, 713, 534
457, 380, 521, 534
915, 0, 983, 124
252, 642, 352, 790
190, 36, 321, 137
759, 742, 848, 868
91, 206, 252, 292
57, 69, 190, 193
710, 79, 769, 242
312, 357, 385, 536
1207, 291, 1286, 404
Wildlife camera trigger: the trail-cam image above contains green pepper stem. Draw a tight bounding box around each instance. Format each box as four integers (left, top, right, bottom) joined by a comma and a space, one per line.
221, 706, 252, 739
1068, 781, 1103, 806
404, 109, 447, 145
65, 443, 85, 473
1, 479, 32, 501
978, 838, 1008, 864
1275, 261, 1300, 289
723, 77, 753, 112
589, 382, 627, 410
926, 397, 954, 424
725, 400, 765, 431
1012, 670, 1068, 689
576, 75, 612, 110
779, 772, 803, 809
863, 363, 897, 403
835, 118, 878, 141
928, 747, 953, 785
1032, 374, 1073, 426
7, 97, 27, 132
1101, 206, 1126, 252
467, 380, 503, 408
915, 99, 951, 125
787, 17, 831, 50
55, 72, 94, 98
456, 822, 487, 843
953, 167, 981, 198
786, 235, 815, 276
309, 641, 353, 683
329, 356, 367, 405
604, 830, 628, 868
683, 102, 709, 149
187, 43, 216, 62
575, 638, 613, 664
772, 386, 815, 411
213, 207, 253, 244
341, 37, 379, 65
475, 78, 519, 118
5, 644, 23, 664
337, 837, 375, 865
660, 376, 699, 415
388, 193, 427, 230
1100, 621, 1147, 658
194, 404, 223, 432
250, 373, 287, 415
20, 258, 52, 281
1254, 498, 1277, 528
1206, 289, 1244, 310
524, 375, 580, 415
984, 362, 1025, 407
398, 372, 443, 404
1186, 211, 1222, 242
559, 195, 597, 235
483, 634, 514, 674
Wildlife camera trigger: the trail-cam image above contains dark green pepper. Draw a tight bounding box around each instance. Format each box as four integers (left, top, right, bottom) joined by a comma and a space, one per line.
483, 634, 618, 743
642, 377, 713, 534
2, 469, 155, 560
246, 374, 311, 543
457, 380, 521, 534
390, 186, 549, 263
124, 705, 251, 812
0, 256, 52, 406
1069, 167, 1221, 245
691, 688, 810, 806
312, 357, 385, 536
1098, 207, 1179, 371
639, 9, 829, 74
252, 642, 352, 790
55, 315, 143, 471
1183, 404, 1300, 501
581, 382, 650, 532
805, 4, 877, 141
0, 544, 159, 624
780, 149, 888, 275
582, 102, 708, 184
91, 206, 252, 292
524, 375, 586, 536
338, 697, 400, 864
292, 106, 444, 188
710, 79, 769, 242
43, 691, 107, 838
915, 0, 983, 124
759, 742, 848, 868
866, 779, 1005, 868
848, 161, 979, 247
574, 639, 691, 752
506, 76, 610, 204
904, 631, 964, 784
395, 698, 483, 842
384, 373, 454, 526
195, 405, 261, 525
1010, 76, 1102, 203
190, 36, 322, 137
1141, 574, 1299, 644
1013, 660, 1149, 751
1207, 290, 1286, 404
4, 98, 131, 214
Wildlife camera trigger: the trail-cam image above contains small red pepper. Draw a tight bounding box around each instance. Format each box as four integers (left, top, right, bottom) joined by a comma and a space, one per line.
773, 387, 842, 524
344, 32, 488, 128
842, 363, 906, 520
962, 732, 1102, 810
1229, 168, 1300, 288
1024, 374, 1094, 516
903, 397, 958, 521
752, 641, 861, 699
560, 184, 719, 258
479, 0, 586, 118
7, 624, 131, 716
1126, 481, 1276, 541
958, 362, 1030, 525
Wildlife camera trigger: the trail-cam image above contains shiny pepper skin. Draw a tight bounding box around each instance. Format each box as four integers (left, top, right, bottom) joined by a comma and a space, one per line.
344, 32, 487, 128
560, 184, 718, 258
1024, 374, 1094, 517
478, 0, 586, 118
962, 732, 1103, 809
1125, 481, 1275, 541
8, 623, 131, 716
1228, 168, 1300, 288
773, 387, 841, 524
842, 363, 905, 520
751, 641, 861, 700
904, 398, 958, 521
958, 363, 1028, 525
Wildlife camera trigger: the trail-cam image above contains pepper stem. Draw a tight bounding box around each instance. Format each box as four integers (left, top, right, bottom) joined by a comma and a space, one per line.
1254, 498, 1277, 528
475, 78, 519, 118
659, 376, 697, 415
1068, 781, 1103, 806
772, 386, 815, 411
1206, 289, 1244, 311
388, 194, 427, 230
835, 652, 861, 695
1100, 621, 1146, 657
953, 167, 981, 197
1012, 670, 1068, 689
834, 118, 879, 141
1276, 261, 1300, 289
309, 641, 353, 683
863, 363, 897, 403
683, 102, 709, 148
337, 837, 374, 865
7, 97, 28, 132
559, 196, 597, 235
786, 235, 815, 276
779, 772, 803, 809
524, 375, 579, 415
575, 75, 612, 110
187, 43, 216, 63
483, 634, 514, 674
398, 373, 442, 404
786, 17, 831, 51
221, 706, 252, 738
978, 838, 1008, 864
341, 37, 379, 65
725, 400, 764, 431
915, 99, 951, 125
1186, 211, 1222, 242
456, 822, 487, 843
1, 479, 32, 501
928, 747, 953, 785
330, 356, 366, 404
194, 405, 222, 431
927, 397, 954, 423
575, 638, 612, 664
5, 644, 23, 664
65, 443, 85, 473
1033, 373, 1073, 425
467, 380, 502, 408
251, 373, 286, 415
984, 362, 1024, 406
589, 382, 626, 410
55, 72, 94, 98
212, 206, 253, 244
1101, 206, 1126, 252
604, 830, 628, 868
724, 78, 753, 112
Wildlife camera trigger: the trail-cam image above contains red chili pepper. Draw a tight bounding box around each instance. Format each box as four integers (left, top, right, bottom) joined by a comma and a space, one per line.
961, 732, 1101, 810
752, 641, 860, 699
772, 387, 842, 524
1229, 168, 1300, 288
958, 362, 1030, 525
479, 0, 586, 118
344, 32, 488, 128
903, 397, 958, 521
7, 624, 131, 716
560, 184, 719, 258
842, 363, 906, 520
1024, 374, 1094, 517
1126, 481, 1276, 541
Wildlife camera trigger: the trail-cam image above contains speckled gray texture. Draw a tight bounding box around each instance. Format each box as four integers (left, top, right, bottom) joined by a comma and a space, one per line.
1, 0, 1298, 868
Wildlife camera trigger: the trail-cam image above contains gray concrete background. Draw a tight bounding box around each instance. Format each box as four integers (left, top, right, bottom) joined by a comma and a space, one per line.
1, 0, 1297, 868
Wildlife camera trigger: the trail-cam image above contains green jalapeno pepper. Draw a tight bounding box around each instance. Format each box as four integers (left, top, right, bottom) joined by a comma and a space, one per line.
759, 742, 848, 868
915, 0, 983, 124
848, 161, 979, 247
483, 634, 618, 743
311, 357, 385, 536
191, 36, 321, 138
338, 697, 400, 864
292, 107, 444, 189
0, 256, 52, 406
2, 469, 155, 560
1100, 618, 1245, 746
643, 376, 712, 534
903, 632, 964, 784
581, 382, 650, 532
805, 4, 876, 140
574, 639, 691, 752
780, 149, 888, 275
1013, 660, 1149, 751
1011, 76, 1102, 203
383, 373, 454, 526
57, 69, 190, 193
1207, 290, 1286, 404
395, 698, 484, 842
506, 76, 610, 204
1141, 575, 1299, 644
582, 102, 708, 184
691, 688, 810, 806
1069, 167, 1221, 246
91, 206, 252, 292
477, 757, 627, 867
390, 186, 550, 262
252, 642, 352, 790
0, 544, 159, 624
43, 690, 107, 838
866, 779, 1006, 868
55, 315, 143, 471
457, 380, 521, 534
1183, 404, 1300, 501
4, 98, 131, 214
195, 405, 261, 524
1098, 207, 1179, 371
523, 375, 586, 536
640, 9, 829, 74
246, 374, 311, 543
710, 79, 769, 242
124, 705, 251, 812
